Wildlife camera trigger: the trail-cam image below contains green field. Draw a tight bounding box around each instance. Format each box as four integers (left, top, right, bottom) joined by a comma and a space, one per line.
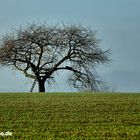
0, 93, 140, 139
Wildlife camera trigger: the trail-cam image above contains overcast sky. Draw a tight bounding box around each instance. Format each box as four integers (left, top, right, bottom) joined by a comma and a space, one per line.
0, 0, 140, 92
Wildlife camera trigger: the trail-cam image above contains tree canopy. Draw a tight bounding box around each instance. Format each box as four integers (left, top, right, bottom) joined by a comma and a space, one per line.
0, 23, 110, 92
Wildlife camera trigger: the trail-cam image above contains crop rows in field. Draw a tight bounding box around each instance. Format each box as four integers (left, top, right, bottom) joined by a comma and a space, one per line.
0, 93, 140, 139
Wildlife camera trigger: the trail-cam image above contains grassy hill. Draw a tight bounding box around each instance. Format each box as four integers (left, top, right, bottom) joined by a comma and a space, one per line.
0, 93, 140, 139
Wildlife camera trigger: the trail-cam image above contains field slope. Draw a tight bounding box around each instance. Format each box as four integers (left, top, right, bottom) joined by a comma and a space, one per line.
0, 93, 140, 139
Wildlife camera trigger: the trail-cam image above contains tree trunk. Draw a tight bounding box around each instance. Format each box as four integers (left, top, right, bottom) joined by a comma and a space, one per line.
38, 79, 45, 92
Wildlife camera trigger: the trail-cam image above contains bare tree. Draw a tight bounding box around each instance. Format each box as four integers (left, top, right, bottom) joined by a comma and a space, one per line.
0, 23, 110, 92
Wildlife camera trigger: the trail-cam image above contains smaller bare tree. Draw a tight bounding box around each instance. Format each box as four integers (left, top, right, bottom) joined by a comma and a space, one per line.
0, 23, 110, 92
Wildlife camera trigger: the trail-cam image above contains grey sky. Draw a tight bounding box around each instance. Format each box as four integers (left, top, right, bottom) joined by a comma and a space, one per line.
0, 0, 140, 92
